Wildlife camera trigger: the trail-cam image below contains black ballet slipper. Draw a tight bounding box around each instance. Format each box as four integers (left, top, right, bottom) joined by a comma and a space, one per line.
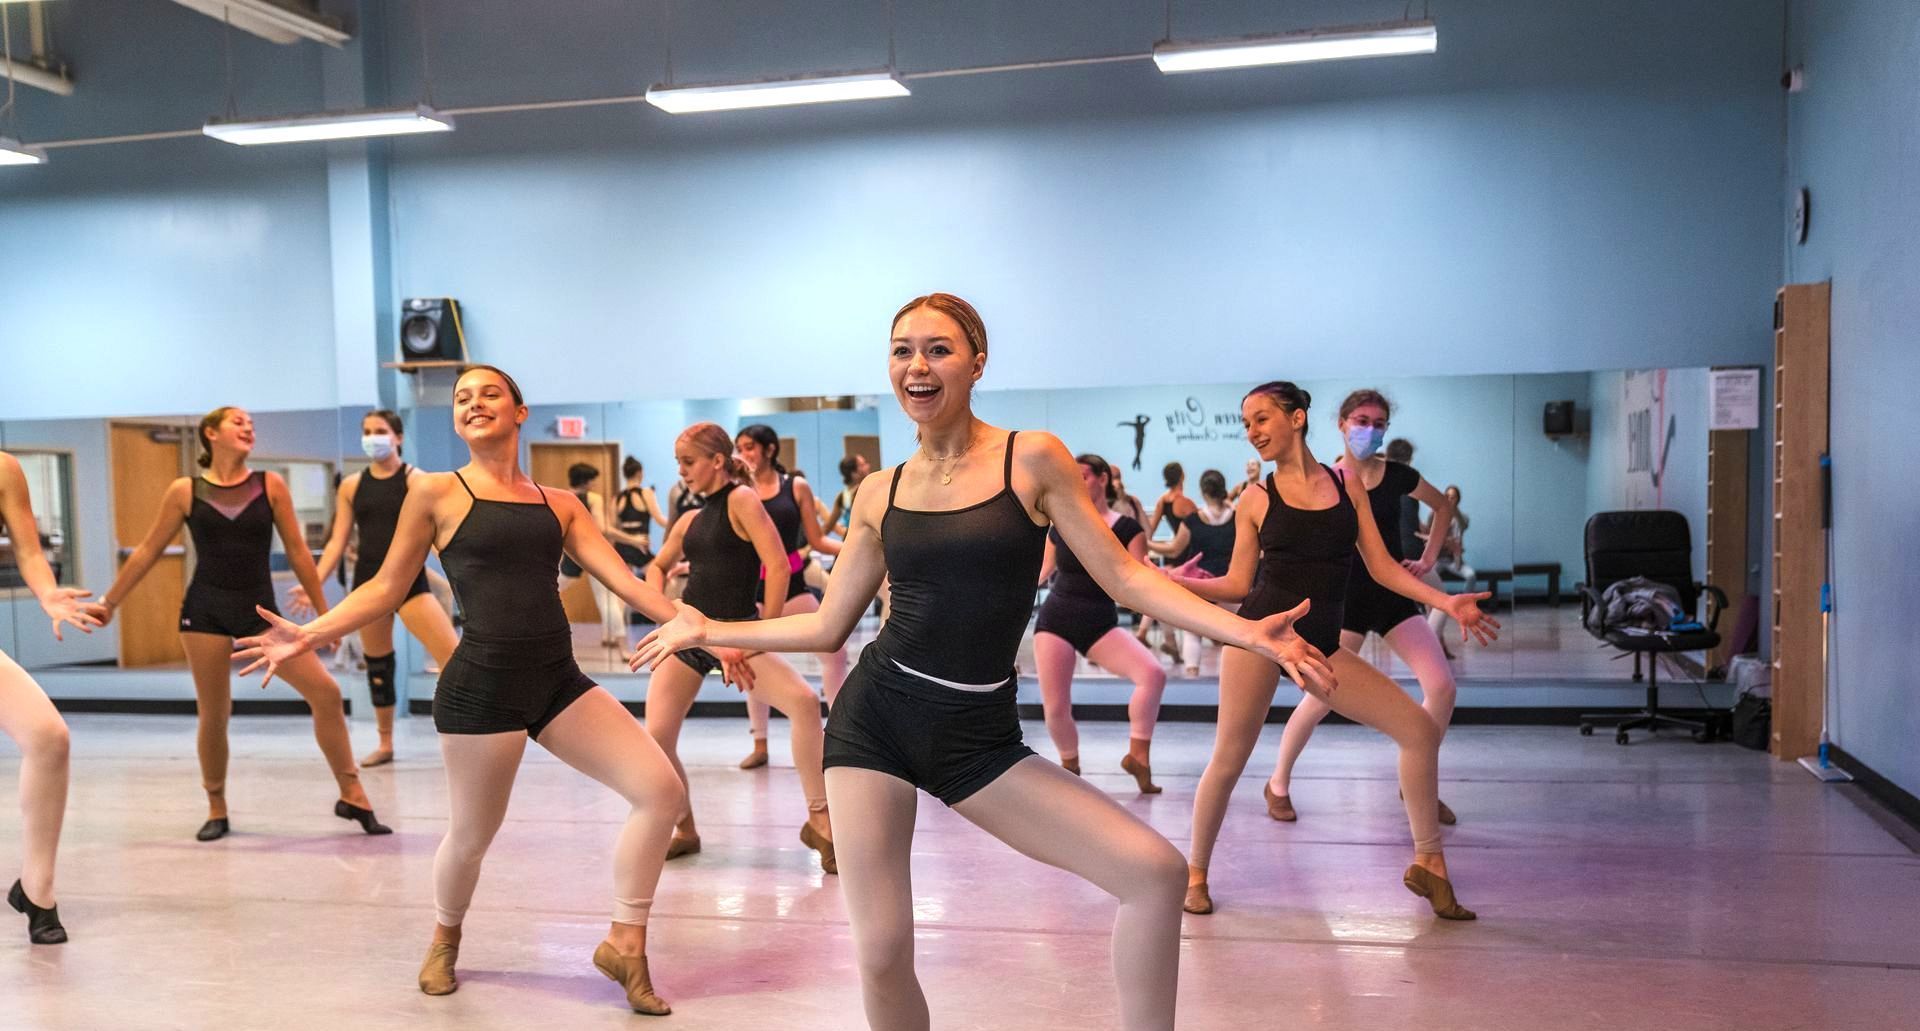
9, 880, 67, 945
196, 817, 231, 842
335, 800, 394, 835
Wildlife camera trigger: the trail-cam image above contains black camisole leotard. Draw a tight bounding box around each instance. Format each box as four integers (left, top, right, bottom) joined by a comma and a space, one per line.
432, 471, 596, 738
1033, 514, 1144, 657
1238, 467, 1356, 657
822, 432, 1049, 806
350, 464, 431, 600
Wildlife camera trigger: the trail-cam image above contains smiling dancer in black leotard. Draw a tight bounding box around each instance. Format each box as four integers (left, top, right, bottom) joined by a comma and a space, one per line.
641, 422, 835, 871
1170, 382, 1497, 920
237, 367, 692, 1014
1267, 389, 1464, 826
99, 406, 389, 842
298, 409, 459, 767
1033, 452, 1167, 794
634, 294, 1331, 1031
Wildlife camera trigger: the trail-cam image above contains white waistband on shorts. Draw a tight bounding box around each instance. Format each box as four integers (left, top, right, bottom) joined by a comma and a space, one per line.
892, 659, 1009, 693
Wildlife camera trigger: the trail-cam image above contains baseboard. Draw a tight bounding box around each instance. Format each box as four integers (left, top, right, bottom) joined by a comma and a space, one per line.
396, 697, 1675, 726
52, 698, 349, 717
1828, 745, 1920, 835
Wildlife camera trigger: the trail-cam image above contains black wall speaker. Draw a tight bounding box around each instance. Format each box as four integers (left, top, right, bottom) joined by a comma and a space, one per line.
1543, 400, 1576, 437
398, 298, 467, 363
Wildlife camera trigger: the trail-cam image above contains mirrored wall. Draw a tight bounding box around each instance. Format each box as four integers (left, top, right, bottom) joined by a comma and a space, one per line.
2, 365, 1761, 695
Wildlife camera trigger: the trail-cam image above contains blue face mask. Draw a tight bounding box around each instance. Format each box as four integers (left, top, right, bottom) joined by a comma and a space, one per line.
361, 434, 396, 460
1345, 424, 1385, 460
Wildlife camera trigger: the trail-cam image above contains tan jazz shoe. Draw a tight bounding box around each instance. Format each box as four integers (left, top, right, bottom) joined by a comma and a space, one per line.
593, 941, 671, 1015
800, 823, 837, 875
418, 941, 459, 996
1060, 756, 1081, 776
664, 834, 702, 861
1437, 798, 1458, 826
738, 743, 769, 770
1403, 863, 1476, 921
1120, 755, 1162, 795
1264, 782, 1297, 822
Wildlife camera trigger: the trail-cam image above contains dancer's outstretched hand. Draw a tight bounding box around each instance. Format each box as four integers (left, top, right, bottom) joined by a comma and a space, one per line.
1169, 554, 1208, 579
1445, 592, 1501, 646
41, 587, 104, 640
1246, 599, 1337, 698
630, 604, 711, 672
715, 648, 758, 693
286, 584, 318, 620
234, 606, 316, 687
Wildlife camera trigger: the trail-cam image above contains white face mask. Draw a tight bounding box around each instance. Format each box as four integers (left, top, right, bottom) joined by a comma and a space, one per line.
1345, 424, 1385, 460
361, 434, 396, 460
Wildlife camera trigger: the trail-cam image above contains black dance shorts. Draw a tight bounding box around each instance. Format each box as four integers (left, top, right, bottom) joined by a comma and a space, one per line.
1033, 591, 1120, 657
353, 562, 431, 602
673, 616, 755, 676
179, 582, 278, 638
433, 630, 597, 738
824, 643, 1035, 806
1340, 574, 1424, 638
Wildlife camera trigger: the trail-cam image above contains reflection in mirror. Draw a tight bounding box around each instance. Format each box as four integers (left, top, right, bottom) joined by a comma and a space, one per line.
0, 409, 339, 673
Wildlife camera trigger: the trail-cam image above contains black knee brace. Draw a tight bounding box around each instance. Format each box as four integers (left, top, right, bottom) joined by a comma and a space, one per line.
365, 651, 397, 709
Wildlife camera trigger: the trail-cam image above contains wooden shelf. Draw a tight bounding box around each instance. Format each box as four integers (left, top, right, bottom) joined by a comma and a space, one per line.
1769, 282, 1830, 762
381, 360, 472, 372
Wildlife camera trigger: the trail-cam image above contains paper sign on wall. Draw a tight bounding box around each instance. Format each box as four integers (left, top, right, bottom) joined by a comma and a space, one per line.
1709, 368, 1761, 431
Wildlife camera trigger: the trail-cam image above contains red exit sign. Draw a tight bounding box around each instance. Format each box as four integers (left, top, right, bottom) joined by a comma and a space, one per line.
554, 416, 588, 439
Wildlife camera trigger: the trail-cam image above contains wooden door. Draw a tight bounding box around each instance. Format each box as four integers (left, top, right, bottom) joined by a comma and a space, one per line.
110, 422, 189, 667
530, 442, 619, 623
844, 435, 881, 475
1705, 428, 1750, 671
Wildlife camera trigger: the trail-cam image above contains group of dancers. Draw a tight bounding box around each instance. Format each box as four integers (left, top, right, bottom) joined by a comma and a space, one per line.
2, 292, 1497, 1030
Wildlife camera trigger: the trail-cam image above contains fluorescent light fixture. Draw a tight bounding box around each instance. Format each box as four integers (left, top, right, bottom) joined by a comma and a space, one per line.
646, 71, 909, 114
168, 0, 349, 47
203, 105, 454, 146
1154, 19, 1437, 73
0, 136, 48, 166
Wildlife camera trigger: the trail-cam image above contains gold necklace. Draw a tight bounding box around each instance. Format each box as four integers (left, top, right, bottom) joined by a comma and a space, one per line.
919, 429, 980, 486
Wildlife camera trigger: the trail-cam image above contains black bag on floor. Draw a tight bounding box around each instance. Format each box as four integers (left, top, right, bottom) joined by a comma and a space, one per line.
1730, 693, 1771, 751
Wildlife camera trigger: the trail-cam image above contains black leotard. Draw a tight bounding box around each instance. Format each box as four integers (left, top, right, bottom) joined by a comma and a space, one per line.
351, 464, 431, 600
433, 472, 594, 737
679, 484, 759, 621
1239, 468, 1356, 655
824, 432, 1047, 806
1033, 515, 1143, 656
1342, 461, 1425, 637
1182, 508, 1238, 578
179, 472, 280, 638
674, 483, 764, 674
754, 474, 809, 603
614, 486, 654, 568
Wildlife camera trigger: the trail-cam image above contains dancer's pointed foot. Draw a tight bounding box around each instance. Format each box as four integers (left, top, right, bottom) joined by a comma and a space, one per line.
1060, 755, 1081, 776
359, 745, 395, 768
664, 834, 702, 861
1120, 754, 1161, 794
196, 817, 231, 841
799, 823, 837, 875
1403, 863, 1476, 920
418, 941, 459, 995
1264, 781, 1297, 822
738, 741, 769, 770
593, 941, 671, 1015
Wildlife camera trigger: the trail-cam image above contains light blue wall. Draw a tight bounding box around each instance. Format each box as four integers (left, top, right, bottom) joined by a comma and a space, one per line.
1786, 0, 1920, 797
0, 0, 339, 419
380, 0, 1783, 405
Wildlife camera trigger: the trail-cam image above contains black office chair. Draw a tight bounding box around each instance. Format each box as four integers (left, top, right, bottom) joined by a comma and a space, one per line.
1575, 511, 1728, 745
